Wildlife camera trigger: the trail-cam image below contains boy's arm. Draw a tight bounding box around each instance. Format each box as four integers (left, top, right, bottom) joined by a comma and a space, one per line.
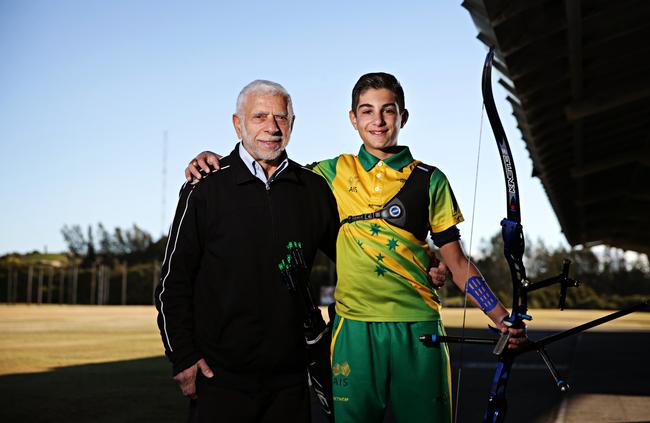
309, 157, 339, 190
185, 151, 222, 181
438, 240, 527, 348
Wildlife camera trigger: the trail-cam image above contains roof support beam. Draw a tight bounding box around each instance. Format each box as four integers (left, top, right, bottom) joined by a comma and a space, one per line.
565, 0, 586, 241
565, 84, 650, 121
576, 191, 650, 207
571, 152, 650, 178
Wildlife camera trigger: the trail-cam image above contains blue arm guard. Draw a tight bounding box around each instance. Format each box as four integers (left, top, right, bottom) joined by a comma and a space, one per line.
466, 276, 498, 312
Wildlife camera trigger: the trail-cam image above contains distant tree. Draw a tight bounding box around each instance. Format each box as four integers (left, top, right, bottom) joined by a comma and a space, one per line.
113, 227, 128, 255
124, 225, 153, 254
446, 231, 649, 309
60, 223, 160, 265
60, 225, 85, 256
147, 235, 168, 262
86, 225, 96, 262
97, 223, 112, 257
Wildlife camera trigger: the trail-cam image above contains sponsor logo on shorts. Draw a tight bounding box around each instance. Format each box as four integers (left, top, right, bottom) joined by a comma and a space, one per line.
332, 361, 351, 387
332, 361, 351, 377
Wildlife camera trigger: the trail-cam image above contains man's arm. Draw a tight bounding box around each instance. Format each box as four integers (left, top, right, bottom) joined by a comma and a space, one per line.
438, 240, 527, 349
154, 182, 213, 397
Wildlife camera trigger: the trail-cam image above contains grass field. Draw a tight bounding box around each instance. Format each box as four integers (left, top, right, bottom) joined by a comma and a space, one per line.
0, 306, 161, 376
0, 305, 182, 423
0, 305, 648, 422
3, 304, 648, 376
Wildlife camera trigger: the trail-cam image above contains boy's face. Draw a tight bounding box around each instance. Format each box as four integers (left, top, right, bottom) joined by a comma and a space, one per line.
349, 88, 408, 159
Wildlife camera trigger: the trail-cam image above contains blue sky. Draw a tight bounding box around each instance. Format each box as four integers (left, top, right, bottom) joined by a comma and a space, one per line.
0, 1, 568, 255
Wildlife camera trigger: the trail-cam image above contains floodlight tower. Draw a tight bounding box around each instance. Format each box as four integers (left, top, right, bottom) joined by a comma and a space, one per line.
161, 130, 168, 236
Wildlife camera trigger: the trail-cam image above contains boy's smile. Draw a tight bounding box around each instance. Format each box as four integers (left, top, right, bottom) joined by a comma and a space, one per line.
349, 88, 408, 160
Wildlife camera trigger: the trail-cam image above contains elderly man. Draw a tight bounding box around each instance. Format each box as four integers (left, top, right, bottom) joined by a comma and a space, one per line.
154, 80, 340, 422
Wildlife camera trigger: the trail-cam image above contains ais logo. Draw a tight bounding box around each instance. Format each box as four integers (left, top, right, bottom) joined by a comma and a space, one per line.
332, 361, 351, 387
348, 176, 360, 193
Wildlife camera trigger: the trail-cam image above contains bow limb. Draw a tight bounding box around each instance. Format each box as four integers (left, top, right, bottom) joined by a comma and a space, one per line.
482, 47, 528, 317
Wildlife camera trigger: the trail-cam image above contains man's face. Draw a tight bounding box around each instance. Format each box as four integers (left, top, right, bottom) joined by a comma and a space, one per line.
349, 88, 408, 159
233, 94, 293, 163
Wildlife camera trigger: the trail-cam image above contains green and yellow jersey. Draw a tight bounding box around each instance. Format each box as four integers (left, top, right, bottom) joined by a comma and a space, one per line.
312, 145, 464, 322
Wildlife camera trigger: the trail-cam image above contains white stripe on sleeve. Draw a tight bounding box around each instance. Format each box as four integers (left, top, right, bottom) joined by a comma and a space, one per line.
158, 187, 194, 352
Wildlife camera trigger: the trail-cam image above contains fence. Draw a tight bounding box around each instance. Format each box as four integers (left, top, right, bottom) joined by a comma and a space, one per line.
0, 261, 161, 305
0, 252, 337, 306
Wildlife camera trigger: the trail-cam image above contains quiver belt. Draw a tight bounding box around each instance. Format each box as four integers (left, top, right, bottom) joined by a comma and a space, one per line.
340, 163, 435, 242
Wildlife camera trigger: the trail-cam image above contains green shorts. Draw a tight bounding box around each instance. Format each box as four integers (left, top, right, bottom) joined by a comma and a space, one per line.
330, 316, 452, 423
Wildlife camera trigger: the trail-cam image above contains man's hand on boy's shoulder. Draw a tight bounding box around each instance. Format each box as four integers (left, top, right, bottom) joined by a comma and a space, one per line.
186, 151, 222, 182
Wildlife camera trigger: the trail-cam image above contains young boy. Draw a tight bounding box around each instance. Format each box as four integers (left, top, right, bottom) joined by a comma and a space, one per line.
186, 73, 526, 422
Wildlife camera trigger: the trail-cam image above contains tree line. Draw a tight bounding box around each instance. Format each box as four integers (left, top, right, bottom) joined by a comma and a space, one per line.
60, 223, 167, 266
440, 233, 650, 309
0, 224, 165, 305
0, 224, 648, 308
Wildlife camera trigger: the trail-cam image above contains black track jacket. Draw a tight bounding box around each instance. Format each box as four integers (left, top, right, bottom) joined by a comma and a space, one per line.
155, 144, 339, 390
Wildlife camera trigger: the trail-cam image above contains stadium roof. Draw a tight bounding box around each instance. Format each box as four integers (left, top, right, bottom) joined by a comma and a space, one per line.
462, 0, 650, 256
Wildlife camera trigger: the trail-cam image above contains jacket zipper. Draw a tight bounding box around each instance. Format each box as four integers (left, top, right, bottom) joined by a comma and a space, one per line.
265, 180, 278, 250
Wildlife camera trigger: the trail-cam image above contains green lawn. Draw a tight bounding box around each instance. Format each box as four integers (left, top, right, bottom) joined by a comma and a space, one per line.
1, 304, 647, 422
0, 305, 184, 423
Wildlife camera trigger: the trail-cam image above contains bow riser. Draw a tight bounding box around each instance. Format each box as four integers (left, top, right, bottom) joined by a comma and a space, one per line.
484, 356, 512, 423
501, 219, 528, 315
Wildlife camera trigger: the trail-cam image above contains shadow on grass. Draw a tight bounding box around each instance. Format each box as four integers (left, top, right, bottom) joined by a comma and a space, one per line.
0, 357, 186, 423
444, 328, 650, 423
0, 357, 330, 423
1, 330, 648, 423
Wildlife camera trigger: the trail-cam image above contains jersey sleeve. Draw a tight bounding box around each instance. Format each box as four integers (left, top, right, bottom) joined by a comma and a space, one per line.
310, 157, 339, 191
428, 168, 464, 233
308, 158, 340, 260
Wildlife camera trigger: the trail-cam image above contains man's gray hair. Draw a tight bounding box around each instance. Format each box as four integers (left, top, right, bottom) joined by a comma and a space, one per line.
236, 80, 294, 118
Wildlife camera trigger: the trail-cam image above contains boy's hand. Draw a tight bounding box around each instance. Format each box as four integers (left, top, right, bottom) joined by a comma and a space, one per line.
185, 151, 222, 182
498, 323, 528, 350
428, 256, 449, 288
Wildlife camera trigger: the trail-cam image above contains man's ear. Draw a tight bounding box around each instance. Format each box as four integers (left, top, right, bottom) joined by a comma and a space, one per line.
400, 109, 409, 128
290, 115, 296, 132
233, 114, 243, 139
349, 110, 358, 130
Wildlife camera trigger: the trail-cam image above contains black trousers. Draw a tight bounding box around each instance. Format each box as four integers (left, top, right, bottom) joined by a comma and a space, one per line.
189, 376, 311, 423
